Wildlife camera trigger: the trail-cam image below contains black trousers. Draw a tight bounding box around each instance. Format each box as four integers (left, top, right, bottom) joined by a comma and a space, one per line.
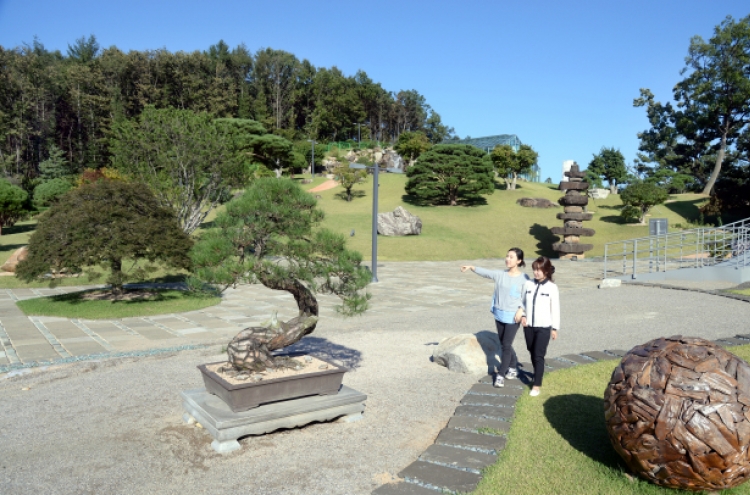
524, 326, 552, 387
494, 320, 519, 376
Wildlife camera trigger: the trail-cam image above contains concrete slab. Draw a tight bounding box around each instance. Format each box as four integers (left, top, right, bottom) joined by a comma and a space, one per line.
454, 405, 514, 421
134, 328, 179, 340
447, 415, 511, 433
460, 394, 517, 408
398, 460, 481, 493
717, 337, 749, 347
435, 428, 507, 453
605, 349, 629, 357
544, 358, 577, 370
580, 350, 619, 361
61, 341, 108, 356
419, 444, 497, 473
475, 378, 524, 390
43, 321, 88, 339
559, 354, 596, 365
468, 383, 523, 397
181, 385, 367, 453
14, 343, 59, 363
372, 482, 440, 495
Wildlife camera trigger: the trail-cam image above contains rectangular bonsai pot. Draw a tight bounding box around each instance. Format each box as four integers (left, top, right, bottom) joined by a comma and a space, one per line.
198, 358, 347, 412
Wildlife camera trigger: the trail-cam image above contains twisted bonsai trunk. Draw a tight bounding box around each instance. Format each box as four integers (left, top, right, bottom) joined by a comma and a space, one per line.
227, 277, 319, 372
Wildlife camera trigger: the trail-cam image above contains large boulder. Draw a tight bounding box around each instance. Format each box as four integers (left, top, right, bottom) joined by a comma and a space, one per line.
1, 246, 28, 273
432, 332, 499, 375
589, 188, 610, 199
377, 206, 422, 236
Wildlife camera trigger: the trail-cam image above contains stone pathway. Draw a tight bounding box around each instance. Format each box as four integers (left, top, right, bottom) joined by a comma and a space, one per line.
0, 259, 605, 370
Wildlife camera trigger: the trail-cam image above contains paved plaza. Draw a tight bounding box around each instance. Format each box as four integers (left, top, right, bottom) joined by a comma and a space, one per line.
0, 259, 620, 369
1, 259, 748, 495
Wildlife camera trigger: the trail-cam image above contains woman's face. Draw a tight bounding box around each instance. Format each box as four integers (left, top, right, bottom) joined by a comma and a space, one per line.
505, 251, 519, 268
533, 266, 545, 280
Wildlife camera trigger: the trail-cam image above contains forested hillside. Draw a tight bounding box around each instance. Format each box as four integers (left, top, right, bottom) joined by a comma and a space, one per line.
0, 36, 453, 179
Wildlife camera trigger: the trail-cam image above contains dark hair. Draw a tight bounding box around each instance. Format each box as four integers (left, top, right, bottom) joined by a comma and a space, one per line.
508, 247, 526, 268
532, 256, 555, 281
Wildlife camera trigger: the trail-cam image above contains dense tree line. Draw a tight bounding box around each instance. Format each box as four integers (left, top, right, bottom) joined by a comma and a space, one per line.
0, 36, 454, 184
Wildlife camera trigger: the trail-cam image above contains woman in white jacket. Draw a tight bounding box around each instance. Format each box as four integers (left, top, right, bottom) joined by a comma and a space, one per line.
515, 256, 560, 397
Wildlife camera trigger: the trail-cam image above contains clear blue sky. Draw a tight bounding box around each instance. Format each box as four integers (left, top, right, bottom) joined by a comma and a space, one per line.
1, 0, 748, 181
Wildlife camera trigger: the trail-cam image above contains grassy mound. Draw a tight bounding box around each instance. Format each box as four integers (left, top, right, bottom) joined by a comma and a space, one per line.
15, 289, 220, 319
473, 345, 750, 495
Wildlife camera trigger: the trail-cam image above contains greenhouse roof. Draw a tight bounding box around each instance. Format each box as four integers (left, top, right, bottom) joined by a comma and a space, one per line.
443, 134, 521, 151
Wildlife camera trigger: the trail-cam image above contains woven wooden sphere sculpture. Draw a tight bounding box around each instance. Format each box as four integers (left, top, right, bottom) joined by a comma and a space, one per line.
604, 336, 750, 491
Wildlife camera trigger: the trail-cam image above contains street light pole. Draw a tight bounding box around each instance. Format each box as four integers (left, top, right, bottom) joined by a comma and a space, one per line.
371, 159, 379, 282
353, 123, 362, 143
307, 139, 316, 177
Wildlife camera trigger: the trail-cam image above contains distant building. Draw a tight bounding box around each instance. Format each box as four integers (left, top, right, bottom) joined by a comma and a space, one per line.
443, 134, 540, 182
562, 160, 576, 182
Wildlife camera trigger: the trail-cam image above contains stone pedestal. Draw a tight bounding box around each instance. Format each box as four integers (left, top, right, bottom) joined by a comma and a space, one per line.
181, 385, 367, 453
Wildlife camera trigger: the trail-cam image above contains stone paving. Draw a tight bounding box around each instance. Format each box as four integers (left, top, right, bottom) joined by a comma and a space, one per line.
0, 259, 606, 369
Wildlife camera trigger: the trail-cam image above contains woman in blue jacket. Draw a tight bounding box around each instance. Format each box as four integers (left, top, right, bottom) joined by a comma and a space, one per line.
461, 248, 529, 388
515, 256, 560, 397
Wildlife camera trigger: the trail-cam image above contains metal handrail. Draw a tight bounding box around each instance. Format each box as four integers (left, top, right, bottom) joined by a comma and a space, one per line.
603, 217, 750, 279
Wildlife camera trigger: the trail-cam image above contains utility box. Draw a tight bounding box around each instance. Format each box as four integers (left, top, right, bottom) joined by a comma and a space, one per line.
649, 218, 668, 236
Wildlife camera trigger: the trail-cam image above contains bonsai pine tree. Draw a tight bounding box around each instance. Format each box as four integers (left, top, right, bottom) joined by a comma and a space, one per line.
189, 178, 371, 372
0, 179, 28, 236
405, 144, 494, 206
620, 182, 669, 224
16, 180, 192, 295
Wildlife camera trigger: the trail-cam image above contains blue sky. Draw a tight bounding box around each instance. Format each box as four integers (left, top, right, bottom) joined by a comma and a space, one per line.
1, 0, 748, 181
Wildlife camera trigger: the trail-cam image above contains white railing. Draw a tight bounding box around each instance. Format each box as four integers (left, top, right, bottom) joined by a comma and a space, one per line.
603, 218, 750, 279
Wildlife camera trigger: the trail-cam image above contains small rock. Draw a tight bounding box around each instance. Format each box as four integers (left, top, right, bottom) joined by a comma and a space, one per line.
304, 356, 313, 363
318, 364, 328, 370
235, 373, 249, 381
599, 278, 622, 289
195, 422, 204, 429
21, 387, 30, 391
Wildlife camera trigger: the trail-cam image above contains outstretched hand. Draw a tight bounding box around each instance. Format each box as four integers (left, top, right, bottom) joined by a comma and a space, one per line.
460, 265, 474, 273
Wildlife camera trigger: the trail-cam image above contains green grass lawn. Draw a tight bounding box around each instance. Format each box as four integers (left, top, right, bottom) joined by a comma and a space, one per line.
303, 174, 709, 260
0, 175, 709, 288
472, 345, 750, 495
15, 289, 220, 319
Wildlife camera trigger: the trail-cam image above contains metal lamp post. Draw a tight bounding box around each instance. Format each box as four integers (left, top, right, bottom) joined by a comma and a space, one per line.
349, 161, 381, 282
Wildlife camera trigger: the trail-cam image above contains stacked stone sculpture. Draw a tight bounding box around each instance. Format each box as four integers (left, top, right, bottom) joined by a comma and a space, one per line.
552, 163, 594, 259
605, 336, 750, 491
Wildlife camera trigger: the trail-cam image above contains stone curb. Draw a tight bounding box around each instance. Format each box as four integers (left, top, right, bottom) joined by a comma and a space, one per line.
622, 281, 750, 303
371, 336, 750, 494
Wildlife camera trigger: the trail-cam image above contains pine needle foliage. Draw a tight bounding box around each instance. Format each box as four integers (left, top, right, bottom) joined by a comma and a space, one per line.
405, 144, 494, 206
189, 177, 370, 317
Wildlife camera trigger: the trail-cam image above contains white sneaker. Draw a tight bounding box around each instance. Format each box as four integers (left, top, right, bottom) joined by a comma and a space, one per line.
529, 388, 540, 397
493, 375, 505, 388
505, 368, 518, 379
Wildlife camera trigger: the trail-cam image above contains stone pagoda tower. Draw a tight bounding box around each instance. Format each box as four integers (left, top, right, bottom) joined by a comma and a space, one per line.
552, 163, 595, 259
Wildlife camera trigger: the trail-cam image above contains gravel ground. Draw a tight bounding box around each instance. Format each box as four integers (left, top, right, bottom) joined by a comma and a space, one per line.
1, 285, 749, 495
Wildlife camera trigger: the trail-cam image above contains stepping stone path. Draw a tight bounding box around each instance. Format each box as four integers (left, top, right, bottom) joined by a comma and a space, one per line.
372, 338, 750, 494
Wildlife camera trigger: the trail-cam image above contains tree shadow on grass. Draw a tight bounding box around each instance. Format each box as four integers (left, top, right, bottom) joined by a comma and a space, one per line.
662, 197, 704, 222
400, 193, 488, 207
279, 336, 362, 370
334, 190, 367, 201
544, 394, 624, 470
1, 223, 35, 235
529, 223, 558, 257
0, 243, 26, 254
